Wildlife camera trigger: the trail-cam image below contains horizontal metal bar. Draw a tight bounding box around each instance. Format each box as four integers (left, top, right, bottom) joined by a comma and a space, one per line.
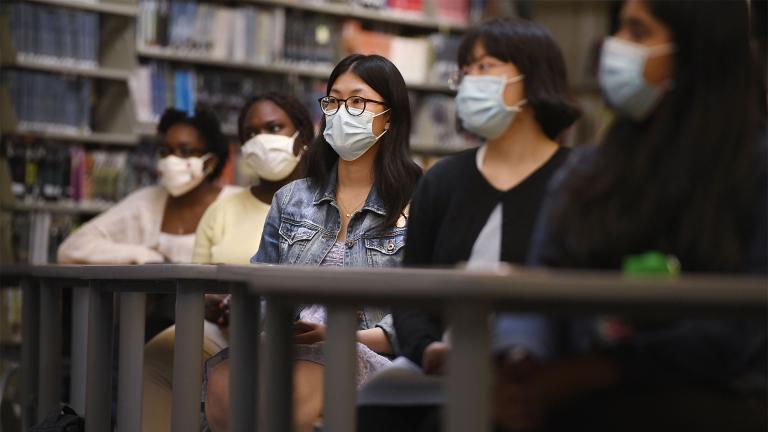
3, 264, 765, 316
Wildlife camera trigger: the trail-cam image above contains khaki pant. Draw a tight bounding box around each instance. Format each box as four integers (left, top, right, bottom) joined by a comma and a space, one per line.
142, 321, 229, 432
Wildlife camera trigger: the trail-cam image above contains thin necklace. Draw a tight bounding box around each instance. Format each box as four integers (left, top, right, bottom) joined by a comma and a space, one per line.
337, 194, 368, 219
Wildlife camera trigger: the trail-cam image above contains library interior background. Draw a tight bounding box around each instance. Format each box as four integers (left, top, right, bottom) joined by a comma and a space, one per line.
0, 0, 767, 431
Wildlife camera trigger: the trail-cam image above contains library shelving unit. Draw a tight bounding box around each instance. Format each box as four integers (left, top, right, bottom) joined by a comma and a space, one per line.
249, 0, 469, 32
0, 0, 140, 145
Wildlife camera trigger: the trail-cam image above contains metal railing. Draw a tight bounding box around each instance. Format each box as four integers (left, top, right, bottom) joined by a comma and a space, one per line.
1, 264, 765, 432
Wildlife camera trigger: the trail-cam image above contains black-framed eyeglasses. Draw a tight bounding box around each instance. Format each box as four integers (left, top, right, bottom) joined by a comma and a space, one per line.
318, 95, 388, 116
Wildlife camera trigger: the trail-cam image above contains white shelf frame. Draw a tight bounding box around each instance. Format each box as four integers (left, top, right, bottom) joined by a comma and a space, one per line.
2, 200, 113, 214
136, 45, 455, 93
248, 0, 468, 32
4, 56, 133, 81
24, 0, 139, 17
8, 129, 139, 146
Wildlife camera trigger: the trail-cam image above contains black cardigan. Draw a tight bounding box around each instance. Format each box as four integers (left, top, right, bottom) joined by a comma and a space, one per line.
394, 146, 570, 365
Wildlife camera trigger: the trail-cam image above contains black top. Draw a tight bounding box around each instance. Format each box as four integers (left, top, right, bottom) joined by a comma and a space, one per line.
394, 146, 570, 365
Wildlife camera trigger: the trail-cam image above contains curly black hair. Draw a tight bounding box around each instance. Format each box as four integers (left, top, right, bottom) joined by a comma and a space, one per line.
157, 106, 229, 180
237, 91, 314, 149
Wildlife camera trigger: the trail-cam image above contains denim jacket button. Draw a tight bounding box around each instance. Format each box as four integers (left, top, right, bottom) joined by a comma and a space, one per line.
386, 241, 395, 252
346, 240, 354, 249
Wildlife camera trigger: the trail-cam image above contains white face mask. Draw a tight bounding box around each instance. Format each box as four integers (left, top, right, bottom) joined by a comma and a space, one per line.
323, 108, 390, 161
157, 154, 212, 197
241, 132, 301, 181
456, 74, 526, 140
598, 37, 675, 121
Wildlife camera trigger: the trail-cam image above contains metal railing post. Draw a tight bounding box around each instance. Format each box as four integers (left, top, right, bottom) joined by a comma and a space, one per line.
230, 283, 260, 432
117, 290, 147, 432
171, 280, 205, 432
21, 276, 40, 430
69, 285, 90, 414
445, 302, 491, 432
323, 305, 358, 432
38, 279, 63, 421
263, 298, 294, 432
84, 281, 115, 432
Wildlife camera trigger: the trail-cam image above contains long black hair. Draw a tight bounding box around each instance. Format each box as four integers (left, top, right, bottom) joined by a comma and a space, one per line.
157, 106, 229, 180
457, 17, 581, 140
548, 1, 765, 272
305, 54, 422, 228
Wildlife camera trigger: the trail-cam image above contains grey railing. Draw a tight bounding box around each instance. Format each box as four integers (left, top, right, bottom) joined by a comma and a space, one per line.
1, 264, 765, 432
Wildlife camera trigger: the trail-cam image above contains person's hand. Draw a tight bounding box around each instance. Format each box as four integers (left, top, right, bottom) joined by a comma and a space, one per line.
493, 355, 618, 432
422, 341, 450, 375
293, 320, 326, 345
204, 294, 230, 327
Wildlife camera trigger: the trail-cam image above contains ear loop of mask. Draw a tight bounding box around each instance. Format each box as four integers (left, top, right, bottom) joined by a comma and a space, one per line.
372, 108, 391, 140
501, 74, 527, 111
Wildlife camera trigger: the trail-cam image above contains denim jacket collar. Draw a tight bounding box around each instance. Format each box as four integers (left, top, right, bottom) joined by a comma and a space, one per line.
312, 163, 388, 216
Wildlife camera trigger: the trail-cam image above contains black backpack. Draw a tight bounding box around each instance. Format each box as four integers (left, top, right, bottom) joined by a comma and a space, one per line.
30, 405, 84, 432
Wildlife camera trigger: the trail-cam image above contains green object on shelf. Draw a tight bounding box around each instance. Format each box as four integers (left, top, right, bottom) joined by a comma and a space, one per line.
622, 251, 680, 276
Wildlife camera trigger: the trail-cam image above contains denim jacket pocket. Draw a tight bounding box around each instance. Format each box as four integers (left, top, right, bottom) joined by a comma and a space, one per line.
363, 230, 406, 267
278, 218, 320, 264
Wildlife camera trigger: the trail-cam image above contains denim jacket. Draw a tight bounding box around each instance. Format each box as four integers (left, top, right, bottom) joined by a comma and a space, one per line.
251, 167, 407, 351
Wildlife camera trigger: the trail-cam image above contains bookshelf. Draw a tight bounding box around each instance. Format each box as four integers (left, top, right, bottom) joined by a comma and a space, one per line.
1, 200, 113, 215
136, 44, 455, 94
8, 129, 139, 146
3, 55, 134, 81
25, 0, 139, 17
246, 0, 468, 32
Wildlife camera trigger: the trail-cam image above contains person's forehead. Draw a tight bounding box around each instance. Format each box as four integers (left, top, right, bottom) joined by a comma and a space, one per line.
329, 72, 380, 98
164, 124, 203, 147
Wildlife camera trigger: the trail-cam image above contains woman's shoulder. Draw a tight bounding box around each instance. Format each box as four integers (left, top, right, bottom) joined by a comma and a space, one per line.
427, 147, 478, 177
417, 147, 478, 192
119, 185, 167, 206
219, 184, 244, 199
546, 145, 598, 192
273, 178, 317, 208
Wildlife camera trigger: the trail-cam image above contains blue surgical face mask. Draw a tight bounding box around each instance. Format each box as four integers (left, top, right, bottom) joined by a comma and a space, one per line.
456, 74, 526, 140
323, 107, 390, 161
598, 37, 675, 121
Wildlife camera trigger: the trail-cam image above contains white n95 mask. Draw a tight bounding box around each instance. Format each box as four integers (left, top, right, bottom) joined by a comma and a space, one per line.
241, 132, 300, 181
598, 36, 675, 121
456, 74, 526, 140
323, 108, 390, 161
157, 154, 212, 197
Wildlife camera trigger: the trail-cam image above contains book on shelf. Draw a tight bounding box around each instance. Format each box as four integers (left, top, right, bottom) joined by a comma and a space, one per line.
135, 0, 481, 86
410, 93, 478, 153
139, 0, 290, 66
130, 61, 327, 127
2, 136, 156, 207
3, 70, 93, 135
5, 2, 99, 67
0, 286, 22, 343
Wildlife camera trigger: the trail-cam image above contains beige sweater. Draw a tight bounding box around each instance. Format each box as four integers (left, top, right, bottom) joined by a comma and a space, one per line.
57, 185, 241, 264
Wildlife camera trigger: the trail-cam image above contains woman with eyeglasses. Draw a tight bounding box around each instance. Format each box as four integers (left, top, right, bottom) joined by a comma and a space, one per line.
393, 16, 579, 378
202, 54, 421, 432
355, 17, 580, 432
57, 107, 239, 264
